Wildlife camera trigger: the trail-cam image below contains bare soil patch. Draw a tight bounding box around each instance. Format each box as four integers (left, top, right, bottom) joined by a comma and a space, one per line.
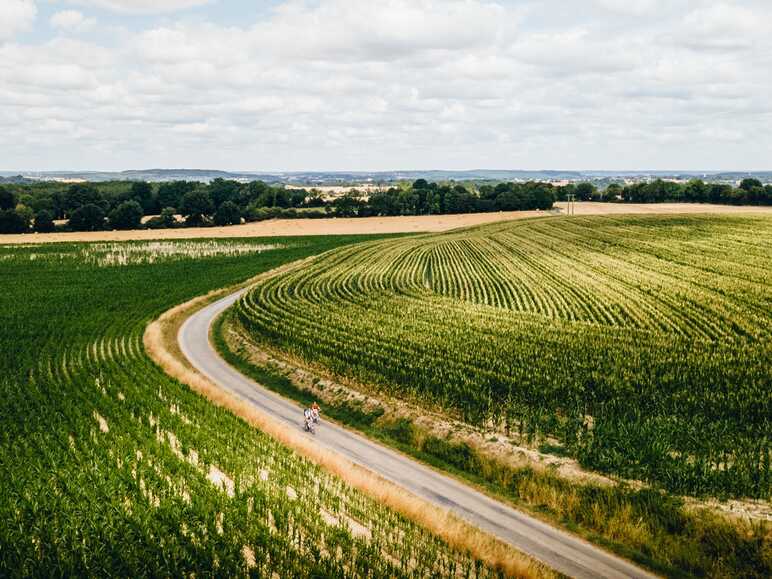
4, 203, 770, 244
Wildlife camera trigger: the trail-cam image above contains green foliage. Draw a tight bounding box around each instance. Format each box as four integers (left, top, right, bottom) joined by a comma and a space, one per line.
332, 192, 364, 217
213, 200, 241, 226
0, 235, 496, 578
69, 203, 106, 231
0, 209, 29, 233
157, 181, 196, 210
65, 183, 105, 216
220, 332, 772, 579
209, 178, 241, 208
34, 209, 55, 233
108, 200, 144, 230
2, 176, 768, 237
618, 178, 771, 205
180, 190, 214, 225
0, 186, 16, 211
129, 181, 155, 213
239, 215, 772, 499
575, 182, 597, 201
146, 207, 178, 229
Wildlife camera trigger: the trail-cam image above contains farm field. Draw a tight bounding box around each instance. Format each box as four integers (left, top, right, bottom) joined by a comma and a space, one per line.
2, 202, 770, 245
0, 236, 513, 577
236, 214, 772, 500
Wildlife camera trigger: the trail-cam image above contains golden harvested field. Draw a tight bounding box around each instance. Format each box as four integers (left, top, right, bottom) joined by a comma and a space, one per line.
2, 203, 771, 244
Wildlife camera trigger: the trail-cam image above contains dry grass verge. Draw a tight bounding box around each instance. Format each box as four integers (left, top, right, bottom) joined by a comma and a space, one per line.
143, 278, 554, 579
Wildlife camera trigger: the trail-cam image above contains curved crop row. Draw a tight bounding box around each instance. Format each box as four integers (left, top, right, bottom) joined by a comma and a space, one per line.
238, 215, 772, 498
0, 237, 504, 577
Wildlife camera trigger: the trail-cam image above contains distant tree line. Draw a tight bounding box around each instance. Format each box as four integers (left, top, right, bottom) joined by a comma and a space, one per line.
0, 178, 556, 234
0, 176, 768, 234
557, 178, 772, 205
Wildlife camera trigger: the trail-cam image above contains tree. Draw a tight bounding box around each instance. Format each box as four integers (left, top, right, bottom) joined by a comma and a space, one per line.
180, 190, 213, 225
289, 189, 308, 208
709, 184, 732, 204
109, 200, 144, 230
0, 209, 28, 233
273, 188, 291, 208
0, 187, 16, 211
575, 182, 597, 201
740, 178, 762, 192
683, 179, 707, 203
209, 178, 241, 208
556, 183, 576, 202
34, 209, 55, 233
158, 207, 178, 227
69, 204, 105, 231
65, 183, 104, 216
332, 192, 362, 217
528, 183, 555, 209
243, 181, 269, 206
604, 184, 623, 201
367, 190, 400, 216
15, 205, 34, 229
146, 207, 178, 229
213, 201, 241, 226
495, 185, 527, 211
129, 181, 155, 213
444, 185, 475, 214
157, 181, 195, 210
304, 189, 326, 208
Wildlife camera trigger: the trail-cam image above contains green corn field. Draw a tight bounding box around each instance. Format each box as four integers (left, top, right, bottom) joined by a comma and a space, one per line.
238, 215, 772, 499
0, 236, 503, 577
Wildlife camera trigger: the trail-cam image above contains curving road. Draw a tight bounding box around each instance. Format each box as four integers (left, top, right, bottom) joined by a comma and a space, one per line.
179, 289, 656, 579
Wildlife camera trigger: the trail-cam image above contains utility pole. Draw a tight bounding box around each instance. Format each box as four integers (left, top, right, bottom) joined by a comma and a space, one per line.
565, 194, 575, 216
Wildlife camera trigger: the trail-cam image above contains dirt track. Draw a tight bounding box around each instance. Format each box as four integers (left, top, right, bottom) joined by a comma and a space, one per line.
2, 203, 770, 244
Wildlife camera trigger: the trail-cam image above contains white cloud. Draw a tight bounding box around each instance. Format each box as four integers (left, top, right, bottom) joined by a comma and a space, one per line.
1, 0, 771, 170
66, 0, 212, 15
50, 10, 96, 32
680, 3, 767, 50
594, 0, 666, 16
0, 0, 37, 40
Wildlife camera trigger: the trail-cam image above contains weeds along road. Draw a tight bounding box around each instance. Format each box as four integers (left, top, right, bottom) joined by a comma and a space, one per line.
179, 290, 657, 579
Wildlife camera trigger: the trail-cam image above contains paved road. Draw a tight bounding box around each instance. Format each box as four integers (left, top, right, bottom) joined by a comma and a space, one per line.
179, 290, 656, 579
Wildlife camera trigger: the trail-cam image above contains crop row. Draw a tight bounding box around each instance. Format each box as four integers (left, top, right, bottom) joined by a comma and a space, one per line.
0, 237, 500, 577
238, 215, 772, 498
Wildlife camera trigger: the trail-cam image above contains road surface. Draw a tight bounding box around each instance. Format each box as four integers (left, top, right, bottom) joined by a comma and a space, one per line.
179, 289, 656, 579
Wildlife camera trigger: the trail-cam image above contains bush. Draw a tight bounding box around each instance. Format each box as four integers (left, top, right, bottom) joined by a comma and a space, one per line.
34, 210, 55, 233
69, 204, 105, 231
108, 200, 144, 230
146, 207, 178, 229
181, 190, 213, 225
422, 437, 481, 472
213, 201, 241, 226
383, 418, 417, 445
246, 205, 284, 222
0, 209, 29, 233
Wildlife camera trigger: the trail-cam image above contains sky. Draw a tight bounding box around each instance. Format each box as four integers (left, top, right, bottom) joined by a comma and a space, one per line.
1, 0, 771, 172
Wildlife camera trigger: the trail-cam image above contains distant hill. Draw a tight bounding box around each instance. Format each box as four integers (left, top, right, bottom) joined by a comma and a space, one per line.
0, 175, 35, 184
4, 168, 771, 185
